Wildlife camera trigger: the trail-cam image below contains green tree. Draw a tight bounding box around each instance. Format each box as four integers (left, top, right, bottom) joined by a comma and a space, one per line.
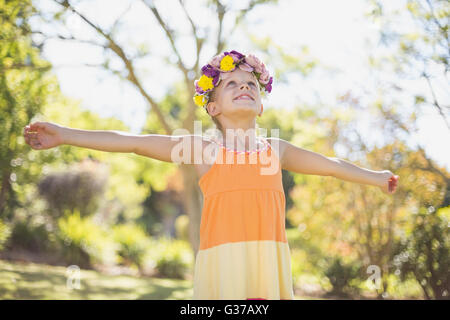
366, 0, 449, 129
392, 206, 449, 299
32, 0, 316, 256
0, 0, 52, 220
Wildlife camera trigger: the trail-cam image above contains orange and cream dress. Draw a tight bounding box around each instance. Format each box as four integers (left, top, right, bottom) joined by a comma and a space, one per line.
193, 137, 294, 300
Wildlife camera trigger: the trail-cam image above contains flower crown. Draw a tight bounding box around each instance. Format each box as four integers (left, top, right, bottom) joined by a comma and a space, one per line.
193, 50, 273, 110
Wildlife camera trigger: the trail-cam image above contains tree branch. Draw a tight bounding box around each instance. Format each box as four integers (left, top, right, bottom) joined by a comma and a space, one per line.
53, 0, 172, 134
141, 0, 189, 76
110, 2, 133, 35
32, 30, 108, 48
212, 0, 226, 54
141, 0, 201, 129
422, 70, 450, 131
425, 0, 449, 57
177, 0, 203, 71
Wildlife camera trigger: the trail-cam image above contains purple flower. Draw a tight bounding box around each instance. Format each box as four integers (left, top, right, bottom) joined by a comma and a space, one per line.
196, 51, 273, 99
201, 64, 220, 78
265, 77, 273, 93
229, 50, 245, 62
212, 74, 220, 86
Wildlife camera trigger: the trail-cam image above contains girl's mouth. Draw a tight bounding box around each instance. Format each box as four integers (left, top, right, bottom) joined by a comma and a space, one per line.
234, 96, 253, 101
234, 94, 254, 101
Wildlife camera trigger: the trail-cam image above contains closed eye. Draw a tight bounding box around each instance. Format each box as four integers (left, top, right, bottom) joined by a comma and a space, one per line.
227, 81, 256, 87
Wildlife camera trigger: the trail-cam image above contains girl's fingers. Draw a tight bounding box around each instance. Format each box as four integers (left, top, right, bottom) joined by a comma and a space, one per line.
27, 132, 38, 140
30, 122, 45, 131
24, 130, 41, 148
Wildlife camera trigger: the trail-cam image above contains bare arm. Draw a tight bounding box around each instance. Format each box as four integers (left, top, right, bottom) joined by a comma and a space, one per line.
133, 134, 206, 163
279, 138, 399, 193
325, 157, 399, 193
279, 138, 337, 176
61, 127, 138, 153
24, 121, 206, 163
327, 157, 383, 187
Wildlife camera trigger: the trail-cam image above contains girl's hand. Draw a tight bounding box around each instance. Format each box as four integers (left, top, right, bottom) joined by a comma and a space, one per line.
377, 170, 399, 194
23, 121, 65, 150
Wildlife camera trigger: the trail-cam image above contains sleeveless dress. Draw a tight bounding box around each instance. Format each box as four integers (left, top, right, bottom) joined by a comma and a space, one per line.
193, 137, 294, 300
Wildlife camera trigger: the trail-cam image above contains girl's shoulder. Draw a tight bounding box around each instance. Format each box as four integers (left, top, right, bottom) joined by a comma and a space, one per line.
265, 137, 285, 164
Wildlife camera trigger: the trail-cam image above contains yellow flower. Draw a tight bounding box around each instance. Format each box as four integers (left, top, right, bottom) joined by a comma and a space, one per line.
220, 55, 235, 71
198, 75, 214, 91
193, 94, 207, 107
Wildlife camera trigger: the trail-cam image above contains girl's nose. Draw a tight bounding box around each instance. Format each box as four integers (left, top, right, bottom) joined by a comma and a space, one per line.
240, 82, 250, 90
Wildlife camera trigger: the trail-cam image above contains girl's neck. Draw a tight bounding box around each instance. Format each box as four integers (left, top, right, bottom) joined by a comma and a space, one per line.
214, 130, 263, 152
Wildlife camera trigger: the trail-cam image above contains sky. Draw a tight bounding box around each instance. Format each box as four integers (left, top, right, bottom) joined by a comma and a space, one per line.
31, 0, 449, 170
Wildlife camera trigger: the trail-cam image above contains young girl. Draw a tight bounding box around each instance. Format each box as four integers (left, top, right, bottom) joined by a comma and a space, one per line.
23, 50, 399, 300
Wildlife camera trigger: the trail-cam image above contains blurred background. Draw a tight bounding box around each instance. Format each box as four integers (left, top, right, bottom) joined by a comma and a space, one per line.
0, 0, 448, 300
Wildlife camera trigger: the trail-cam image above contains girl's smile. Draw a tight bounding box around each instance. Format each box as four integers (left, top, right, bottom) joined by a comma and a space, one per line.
234, 93, 254, 101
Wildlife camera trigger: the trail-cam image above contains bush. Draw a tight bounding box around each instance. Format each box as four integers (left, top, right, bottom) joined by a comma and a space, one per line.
384, 274, 424, 299
37, 160, 109, 219
324, 256, 361, 297
6, 220, 54, 252
286, 227, 325, 268
391, 206, 449, 299
290, 248, 331, 295
57, 210, 117, 269
290, 249, 317, 286
0, 219, 11, 252
112, 223, 151, 271
146, 237, 193, 279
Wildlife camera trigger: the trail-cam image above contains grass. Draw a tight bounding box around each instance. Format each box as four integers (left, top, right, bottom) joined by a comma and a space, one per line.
0, 259, 317, 300
0, 259, 193, 300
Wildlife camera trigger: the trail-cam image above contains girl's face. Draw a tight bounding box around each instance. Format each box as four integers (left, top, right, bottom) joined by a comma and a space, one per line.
207, 68, 262, 120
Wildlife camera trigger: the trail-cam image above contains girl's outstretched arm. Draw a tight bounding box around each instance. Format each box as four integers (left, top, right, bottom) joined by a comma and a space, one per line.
278, 138, 399, 194
23, 121, 204, 163
326, 158, 399, 194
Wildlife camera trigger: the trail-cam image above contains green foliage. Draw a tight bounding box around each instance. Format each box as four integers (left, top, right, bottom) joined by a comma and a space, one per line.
391, 206, 450, 299
287, 227, 327, 273
174, 214, 189, 241
7, 219, 53, 252
56, 209, 117, 269
146, 237, 193, 279
384, 274, 424, 299
37, 160, 109, 219
112, 223, 151, 271
290, 249, 318, 287
324, 256, 362, 297
0, 0, 54, 220
0, 219, 11, 251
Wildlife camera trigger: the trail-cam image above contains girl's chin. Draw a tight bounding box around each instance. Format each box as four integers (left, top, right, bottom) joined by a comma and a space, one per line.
233, 99, 255, 104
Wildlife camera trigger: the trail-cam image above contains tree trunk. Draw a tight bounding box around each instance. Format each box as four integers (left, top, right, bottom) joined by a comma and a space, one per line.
0, 171, 11, 217
179, 163, 203, 258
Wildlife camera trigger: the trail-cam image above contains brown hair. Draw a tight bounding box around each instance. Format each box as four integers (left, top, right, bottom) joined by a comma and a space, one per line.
206, 88, 224, 133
